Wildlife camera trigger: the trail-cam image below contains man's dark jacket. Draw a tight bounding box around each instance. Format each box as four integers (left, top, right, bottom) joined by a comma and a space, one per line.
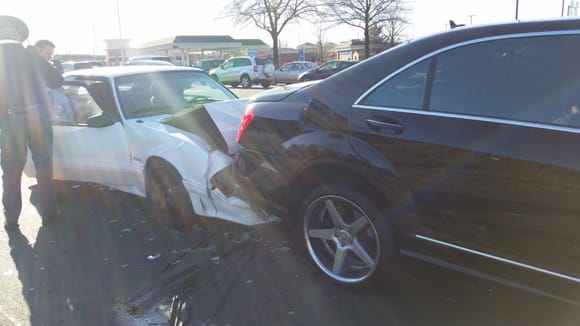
0, 40, 64, 117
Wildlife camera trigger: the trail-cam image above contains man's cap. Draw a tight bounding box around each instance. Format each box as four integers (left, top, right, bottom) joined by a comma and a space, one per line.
0, 15, 29, 41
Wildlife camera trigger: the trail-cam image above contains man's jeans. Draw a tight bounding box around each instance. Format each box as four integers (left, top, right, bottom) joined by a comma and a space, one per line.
0, 111, 54, 222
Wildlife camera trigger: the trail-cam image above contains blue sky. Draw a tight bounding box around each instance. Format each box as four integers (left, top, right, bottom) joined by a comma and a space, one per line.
0, 0, 572, 55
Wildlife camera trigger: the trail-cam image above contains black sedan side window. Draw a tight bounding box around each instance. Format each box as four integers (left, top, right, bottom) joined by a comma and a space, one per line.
361, 59, 429, 109
429, 34, 580, 128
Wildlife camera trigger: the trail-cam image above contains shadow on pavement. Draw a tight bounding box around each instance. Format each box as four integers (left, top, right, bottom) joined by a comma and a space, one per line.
8, 182, 209, 325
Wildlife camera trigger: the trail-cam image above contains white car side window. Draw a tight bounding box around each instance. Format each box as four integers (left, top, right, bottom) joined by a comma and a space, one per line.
60, 85, 104, 125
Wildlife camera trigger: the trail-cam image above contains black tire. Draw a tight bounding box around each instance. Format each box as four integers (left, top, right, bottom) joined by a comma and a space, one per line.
261, 82, 271, 89
240, 75, 252, 89
298, 183, 395, 284
145, 161, 195, 230
230, 83, 239, 88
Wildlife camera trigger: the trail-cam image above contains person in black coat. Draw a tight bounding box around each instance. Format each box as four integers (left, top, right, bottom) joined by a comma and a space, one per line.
0, 16, 64, 231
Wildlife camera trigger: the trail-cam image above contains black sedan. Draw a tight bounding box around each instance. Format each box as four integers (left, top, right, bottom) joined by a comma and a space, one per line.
297, 60, 356, 82
235, 18, 580, 304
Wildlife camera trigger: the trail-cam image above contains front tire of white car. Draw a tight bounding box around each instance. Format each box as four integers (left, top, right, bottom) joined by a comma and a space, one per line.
146, 160, 195, 230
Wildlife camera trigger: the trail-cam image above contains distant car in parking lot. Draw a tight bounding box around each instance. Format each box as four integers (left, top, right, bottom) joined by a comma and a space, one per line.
26, 65, 277, 228
193, 59, 225, 72
61, 61, 93, 72
273, 61, 318, 84
128, 55, 173, 63
125, 59, 175, 66
235, 17, 580, 303
209, 56, 275, 89
297, 60, 356, 82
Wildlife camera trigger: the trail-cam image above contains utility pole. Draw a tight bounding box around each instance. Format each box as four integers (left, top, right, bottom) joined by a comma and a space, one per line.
562, 0, 566, 16
467, 15, 476, 25
515, 0, 519, 20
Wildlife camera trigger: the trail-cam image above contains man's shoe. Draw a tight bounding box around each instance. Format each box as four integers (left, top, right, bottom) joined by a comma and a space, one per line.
4, 221, 19, 232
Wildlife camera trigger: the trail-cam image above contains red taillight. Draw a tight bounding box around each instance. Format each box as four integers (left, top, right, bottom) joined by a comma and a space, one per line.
237, 104, 255, 143
253, 65, 258, 72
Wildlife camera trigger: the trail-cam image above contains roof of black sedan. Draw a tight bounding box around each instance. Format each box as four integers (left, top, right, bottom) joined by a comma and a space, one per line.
295, 17, 580, 113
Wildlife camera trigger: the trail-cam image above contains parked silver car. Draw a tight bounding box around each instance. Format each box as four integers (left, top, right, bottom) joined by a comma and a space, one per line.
273, 61, 318, 84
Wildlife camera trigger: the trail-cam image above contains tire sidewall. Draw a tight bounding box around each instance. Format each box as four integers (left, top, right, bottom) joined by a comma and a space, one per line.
146, 163, 195, 229
298, 183, 395, 285
240, 75, 251, 88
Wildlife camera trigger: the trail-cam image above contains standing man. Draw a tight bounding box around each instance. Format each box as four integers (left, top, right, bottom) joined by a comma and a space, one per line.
34, 39, 55, 62
0, 16, 64, 231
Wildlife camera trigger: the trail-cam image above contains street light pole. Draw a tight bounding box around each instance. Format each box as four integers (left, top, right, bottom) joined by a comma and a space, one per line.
515, 0, 519, 20
115, 0, 125, 64
562, 0, 566, 16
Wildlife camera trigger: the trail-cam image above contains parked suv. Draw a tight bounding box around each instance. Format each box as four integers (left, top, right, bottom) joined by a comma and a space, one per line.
235, 18, 580, 303
209, 56, 274, 88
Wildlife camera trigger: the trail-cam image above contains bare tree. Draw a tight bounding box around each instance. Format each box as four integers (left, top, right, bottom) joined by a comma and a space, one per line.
320, 0, 409, 59
223, 0, 315, 67
312, 20, 333, 63
383, 2, 409, 47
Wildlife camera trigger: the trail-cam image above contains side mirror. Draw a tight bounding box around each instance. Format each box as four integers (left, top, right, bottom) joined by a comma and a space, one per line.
87, 112, 116, 128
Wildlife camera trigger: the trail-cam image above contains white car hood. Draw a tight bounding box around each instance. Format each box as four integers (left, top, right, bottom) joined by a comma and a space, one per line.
156, 98, 248, 156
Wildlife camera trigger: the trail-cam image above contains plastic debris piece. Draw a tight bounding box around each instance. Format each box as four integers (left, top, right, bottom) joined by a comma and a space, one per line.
3, 269, 13, 276
170, 259, 182, 266
28, 288, 35, 292
108, 219, 118, 224
122, 264, 129, 268
40, 266, 45, 271
246, 279, 253, 284
147, 253, 161, 261
211, 256, 220, 265
233, 232, 250, 243
121, 228, 131, 233
147, 237, 155, 242
72, 184, 80, 189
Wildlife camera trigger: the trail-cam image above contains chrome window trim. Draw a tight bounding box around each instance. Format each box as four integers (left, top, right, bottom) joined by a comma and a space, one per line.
354, 30, 580, 106
416, 234, 580, 284
352, 104, 580, 134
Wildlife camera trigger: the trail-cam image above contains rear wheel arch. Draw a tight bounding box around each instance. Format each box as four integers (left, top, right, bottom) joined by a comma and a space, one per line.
289, 163, 390, 215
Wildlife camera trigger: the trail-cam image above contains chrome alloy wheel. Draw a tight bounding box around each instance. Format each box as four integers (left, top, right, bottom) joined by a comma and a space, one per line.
303, 195, 381, 283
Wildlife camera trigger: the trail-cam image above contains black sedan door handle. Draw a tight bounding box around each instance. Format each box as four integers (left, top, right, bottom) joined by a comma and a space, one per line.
365, 118, 405, 134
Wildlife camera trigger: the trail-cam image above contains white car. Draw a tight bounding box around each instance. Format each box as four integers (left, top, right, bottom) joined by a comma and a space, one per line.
27, 66, 277, 227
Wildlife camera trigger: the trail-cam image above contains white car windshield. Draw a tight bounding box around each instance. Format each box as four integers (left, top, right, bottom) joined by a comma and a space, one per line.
115, 71, 236, 119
